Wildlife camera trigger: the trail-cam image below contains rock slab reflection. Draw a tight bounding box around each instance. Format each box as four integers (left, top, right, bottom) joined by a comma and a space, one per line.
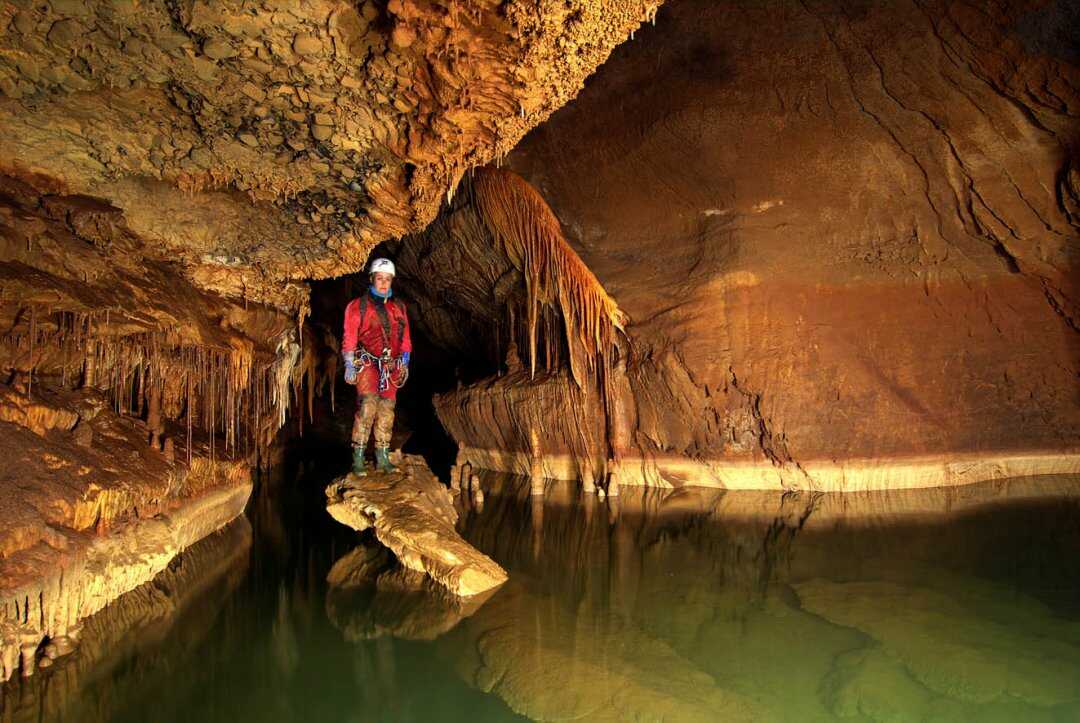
326, 541, 496, 642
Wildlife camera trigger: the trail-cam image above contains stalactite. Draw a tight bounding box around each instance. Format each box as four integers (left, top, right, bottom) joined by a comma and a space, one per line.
27, 306, 35, 398
464, 168, 631, 491
0, 305, 300, 463
472, 167, 627, 388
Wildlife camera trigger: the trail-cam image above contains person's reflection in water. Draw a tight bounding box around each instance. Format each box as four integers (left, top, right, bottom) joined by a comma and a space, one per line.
271, 582, 299, 678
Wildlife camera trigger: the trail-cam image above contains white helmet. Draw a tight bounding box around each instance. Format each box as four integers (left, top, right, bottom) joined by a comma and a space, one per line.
369, 257, 395, 276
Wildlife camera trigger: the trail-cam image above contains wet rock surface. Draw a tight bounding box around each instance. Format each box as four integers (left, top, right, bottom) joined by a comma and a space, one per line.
2, 518, 252, 722
325, 455, 508, 597
0, 446, 251, 681
0, 174, 309, 682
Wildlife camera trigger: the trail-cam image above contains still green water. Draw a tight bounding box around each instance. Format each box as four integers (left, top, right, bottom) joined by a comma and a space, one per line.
4, 464, 1080, 722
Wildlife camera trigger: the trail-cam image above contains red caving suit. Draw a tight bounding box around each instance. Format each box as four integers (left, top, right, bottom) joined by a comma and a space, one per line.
342, 291, 412, 400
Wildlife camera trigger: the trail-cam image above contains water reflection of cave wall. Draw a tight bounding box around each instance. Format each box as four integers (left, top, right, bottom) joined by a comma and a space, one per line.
438, 473, 1080, 721
1, 520, 251, 723
459, 474, 1080, 612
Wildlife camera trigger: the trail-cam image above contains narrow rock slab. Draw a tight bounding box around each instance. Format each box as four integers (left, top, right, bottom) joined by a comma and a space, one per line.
325, 455, 507, 597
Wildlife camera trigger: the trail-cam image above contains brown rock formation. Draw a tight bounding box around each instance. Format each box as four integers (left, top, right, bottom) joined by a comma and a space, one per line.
325, 455, 508, 597
0, 401, 252, 681
0, 0, 1076, 694
0, 0, 665, 682
0, 177, 296, 680
400, 0, 1080, 491
3, 519, 251, 721
0, 0, 662, 294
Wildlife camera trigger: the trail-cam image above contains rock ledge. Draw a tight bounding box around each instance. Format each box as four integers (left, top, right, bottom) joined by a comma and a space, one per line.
325, 455, 507, 598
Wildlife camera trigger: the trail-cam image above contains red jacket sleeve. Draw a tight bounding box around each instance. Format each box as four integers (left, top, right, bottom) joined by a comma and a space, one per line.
343, 298, 360, 354
398, 300, 412, 354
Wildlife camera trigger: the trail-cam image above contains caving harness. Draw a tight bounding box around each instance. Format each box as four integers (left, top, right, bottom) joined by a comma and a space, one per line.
353, 291, 409, 392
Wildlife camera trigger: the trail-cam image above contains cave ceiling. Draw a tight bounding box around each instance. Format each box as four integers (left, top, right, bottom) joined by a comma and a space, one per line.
0, 0, 661, 308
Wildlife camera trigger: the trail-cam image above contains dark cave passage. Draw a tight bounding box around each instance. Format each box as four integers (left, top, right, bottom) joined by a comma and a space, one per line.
304, 250, 504, 484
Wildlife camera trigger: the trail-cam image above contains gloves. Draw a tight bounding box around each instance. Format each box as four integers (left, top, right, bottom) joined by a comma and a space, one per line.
399, 351, 411, 369
343, 351, 358, 384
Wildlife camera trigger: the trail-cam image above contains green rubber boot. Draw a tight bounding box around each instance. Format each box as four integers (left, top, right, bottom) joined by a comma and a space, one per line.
375, 447, 397, 473
351, 446, 367, 477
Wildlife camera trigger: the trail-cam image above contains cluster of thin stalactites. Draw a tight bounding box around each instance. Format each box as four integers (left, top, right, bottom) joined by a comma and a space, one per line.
471, 167, 626, 389
1, 308, 303, 464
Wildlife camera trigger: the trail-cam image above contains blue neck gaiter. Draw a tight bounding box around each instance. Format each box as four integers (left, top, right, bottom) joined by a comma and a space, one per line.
369, 285, 392, 300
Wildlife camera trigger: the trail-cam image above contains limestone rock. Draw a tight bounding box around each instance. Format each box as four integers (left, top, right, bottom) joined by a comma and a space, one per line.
46, 19, 82, 48
291, 33, 322, 57
795, 579, 1080, 706
408, 0, 1080, 492
1, 479, 252, 680
0, 0, 662, 299
325, 455, 508, 597
5, 519, 251, 720
201, 38, 237, 61
0, 384, 79, 436
0, 181, 307, 681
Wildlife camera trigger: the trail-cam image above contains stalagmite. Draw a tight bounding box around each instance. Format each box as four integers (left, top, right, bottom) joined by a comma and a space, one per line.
529, 427, 545, 496
581, 465, 596, 494
607, 470, 620, 498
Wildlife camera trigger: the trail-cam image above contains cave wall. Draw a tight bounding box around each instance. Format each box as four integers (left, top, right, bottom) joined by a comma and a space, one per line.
417, 0, 1080, 490
0, 0, 673, 674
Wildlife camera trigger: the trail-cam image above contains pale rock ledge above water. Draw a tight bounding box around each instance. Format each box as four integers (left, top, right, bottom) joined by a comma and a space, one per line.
325, 455, 507, 598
